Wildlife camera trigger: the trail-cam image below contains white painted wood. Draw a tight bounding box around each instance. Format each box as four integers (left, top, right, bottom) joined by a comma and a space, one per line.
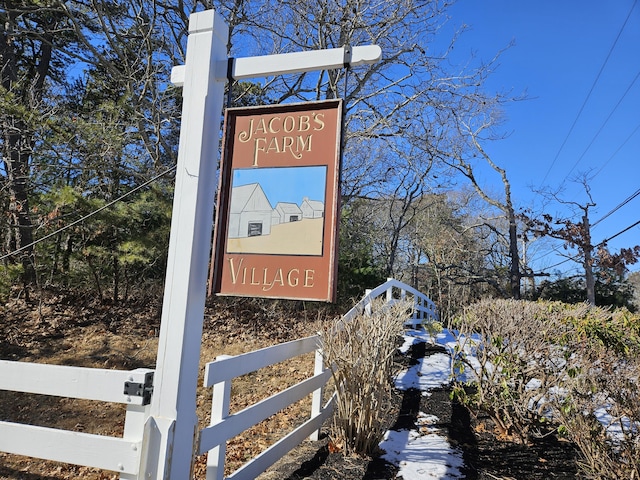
309, 346, 325, 441
204, 335, 320, 387
206, 355, 232, 480
170, 44, 381, 86
120, 404, 151, 480
0, 421, 141, 474
149, 9, 229, 479
226, 394, 336, 480
0, 362, 152, 406
231, 45, 382, 79
199, 368, 331, 455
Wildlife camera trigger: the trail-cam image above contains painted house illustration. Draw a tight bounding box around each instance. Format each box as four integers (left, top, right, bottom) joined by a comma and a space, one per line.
273, 202, 303, 224
301, 197, 324, 219
228, 183, 273, 238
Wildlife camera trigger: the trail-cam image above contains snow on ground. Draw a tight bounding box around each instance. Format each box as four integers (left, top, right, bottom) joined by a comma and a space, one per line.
381, 329, 465, 479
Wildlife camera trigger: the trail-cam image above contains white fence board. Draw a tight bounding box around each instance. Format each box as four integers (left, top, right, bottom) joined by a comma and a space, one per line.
0, 421, 141, 474
0, 361, 151, 405
204, 335, 320, 387
199, 368, 331, 454
226, 394, 337, 480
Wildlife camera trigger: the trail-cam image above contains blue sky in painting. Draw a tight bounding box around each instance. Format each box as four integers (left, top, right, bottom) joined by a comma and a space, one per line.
232, 166, 327, 207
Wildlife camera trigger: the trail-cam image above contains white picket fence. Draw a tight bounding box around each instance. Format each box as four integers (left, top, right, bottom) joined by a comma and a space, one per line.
0, 278, 437, 479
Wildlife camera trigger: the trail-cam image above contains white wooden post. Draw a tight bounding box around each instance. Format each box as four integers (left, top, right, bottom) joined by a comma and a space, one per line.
206, 356, 232, 480
147, 10, 229, 479
309, 345, 324, 441
120, 404, 151, 480
386, 277, 393, 304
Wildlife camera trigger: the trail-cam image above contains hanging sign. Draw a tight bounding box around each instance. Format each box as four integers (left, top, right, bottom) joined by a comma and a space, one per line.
209, 100, 342, 302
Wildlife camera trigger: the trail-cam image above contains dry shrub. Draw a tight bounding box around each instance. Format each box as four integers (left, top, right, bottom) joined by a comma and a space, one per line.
452, 299, 640, 479
322, 299, 409, 455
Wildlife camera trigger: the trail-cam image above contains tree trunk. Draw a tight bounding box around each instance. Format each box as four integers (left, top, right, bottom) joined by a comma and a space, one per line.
583, 213, 595, 305
508, 209, 521, 300
3, 120, 36, 287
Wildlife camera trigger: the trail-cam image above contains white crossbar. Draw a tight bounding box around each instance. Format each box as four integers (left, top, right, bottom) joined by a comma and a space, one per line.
198, 368, 331, 454
204, 335, 320, 387
171, 45, 382, 85
0, 360, 152, 406
0, 421, 142, 474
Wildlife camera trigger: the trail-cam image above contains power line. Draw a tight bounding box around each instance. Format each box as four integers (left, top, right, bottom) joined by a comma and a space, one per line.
562, 68, 640, 180
591, 122, 640, 179
539, 0, 638, 186
0, 165, 177, 263
540, 254, 577, 272
598, 218, 640, 246
592, 187, 640, 227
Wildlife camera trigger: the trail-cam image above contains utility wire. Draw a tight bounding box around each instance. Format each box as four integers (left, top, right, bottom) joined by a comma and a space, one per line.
539, 0, 638, 186
598, 218, 640, 246
591, 122, 640, 179
563, 69, 640, 180
592, 187, 640, 227
541, 255, 576, 271
0, 165, 177, 263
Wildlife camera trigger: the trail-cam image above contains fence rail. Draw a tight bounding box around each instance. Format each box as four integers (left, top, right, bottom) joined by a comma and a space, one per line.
0, 361, 153, 478
198, 335, 335, 480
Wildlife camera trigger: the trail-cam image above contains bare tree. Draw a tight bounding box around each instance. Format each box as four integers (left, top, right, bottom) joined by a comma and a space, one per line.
444, 117, 524, 299
526, 178, 639, 306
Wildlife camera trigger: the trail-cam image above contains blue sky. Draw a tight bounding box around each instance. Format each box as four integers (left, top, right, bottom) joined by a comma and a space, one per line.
443, 1, 640, 276
232, 166, 327, 206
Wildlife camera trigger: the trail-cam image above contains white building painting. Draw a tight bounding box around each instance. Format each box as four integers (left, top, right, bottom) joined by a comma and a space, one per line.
228, 183, 273, 238
274, 202, 303, 223
301, 197, 324, 219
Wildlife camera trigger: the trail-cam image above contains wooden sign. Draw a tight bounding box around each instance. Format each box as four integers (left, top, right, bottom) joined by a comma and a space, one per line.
210, 100, 342, 302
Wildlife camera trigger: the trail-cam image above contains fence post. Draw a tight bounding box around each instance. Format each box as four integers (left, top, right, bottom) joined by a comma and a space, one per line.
310, 340, 324, 441
207, 356, 232, 480
365, 289, 372, 315
121, 403, 151, 480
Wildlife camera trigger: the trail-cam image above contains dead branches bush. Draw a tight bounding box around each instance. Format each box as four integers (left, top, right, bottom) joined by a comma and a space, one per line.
452, 299, 640, 479
321, 299, 409, 455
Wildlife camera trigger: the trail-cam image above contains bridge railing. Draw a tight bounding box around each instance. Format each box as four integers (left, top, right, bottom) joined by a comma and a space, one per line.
343, 278, 438, 329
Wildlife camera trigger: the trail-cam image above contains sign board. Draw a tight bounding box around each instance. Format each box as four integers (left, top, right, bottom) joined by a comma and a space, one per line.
210, 100, 342, 301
